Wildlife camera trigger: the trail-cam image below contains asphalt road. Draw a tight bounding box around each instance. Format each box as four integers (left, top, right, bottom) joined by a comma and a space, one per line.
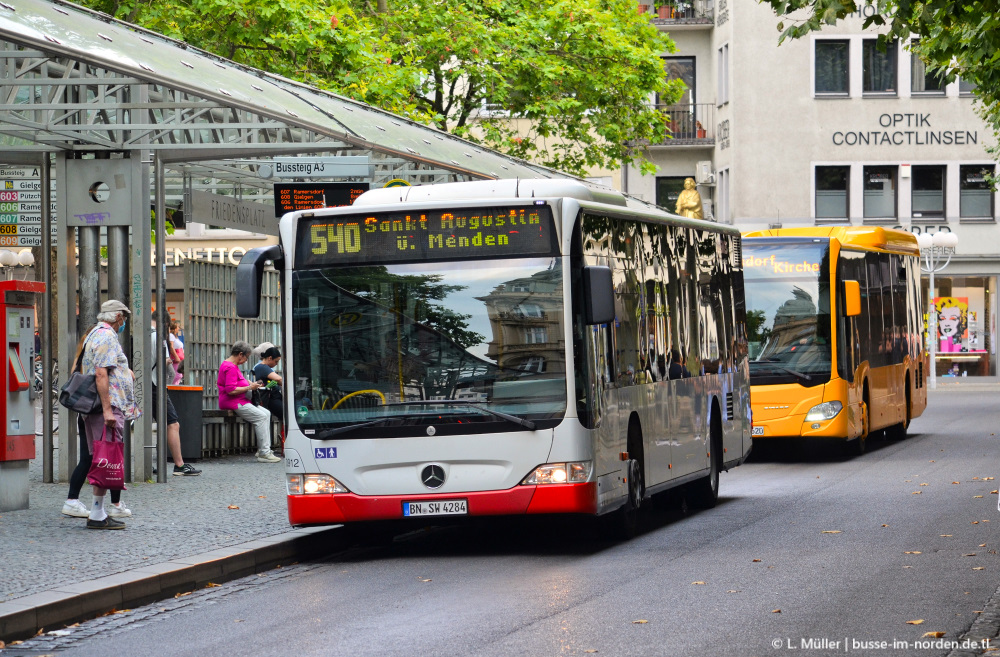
9, 388, 1000, 657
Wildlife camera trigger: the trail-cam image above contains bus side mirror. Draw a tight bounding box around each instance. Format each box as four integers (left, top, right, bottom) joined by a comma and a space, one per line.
236, 245, 283, 318
583, 266, 615, 325
843, 280, 861, 317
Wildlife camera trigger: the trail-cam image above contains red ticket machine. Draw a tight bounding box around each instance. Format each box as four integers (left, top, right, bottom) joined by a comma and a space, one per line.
0, 280, 45, 511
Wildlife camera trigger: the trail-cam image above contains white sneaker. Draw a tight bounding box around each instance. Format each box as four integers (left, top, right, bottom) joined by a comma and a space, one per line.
61, 499, 89, 518
107, 501, 132, 518
256, 451, 282, 463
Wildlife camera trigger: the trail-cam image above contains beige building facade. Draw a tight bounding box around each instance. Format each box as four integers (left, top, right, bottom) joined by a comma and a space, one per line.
624, 0, 1000, 376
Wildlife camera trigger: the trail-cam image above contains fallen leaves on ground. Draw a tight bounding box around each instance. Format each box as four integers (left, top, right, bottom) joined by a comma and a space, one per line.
904, 551, 922, 554
923, 632, 945, 638
772, 609, 781, 613
174, 591, 192, 598
973, 567, 986, 570
975, 496, 984, 498
906, 619, 924, 625
941, 535, 953, 537
821, 530, 842, 534
752, 559, 762, 562
726, 590, 740, 593
632, 620, 648, 624
964, 553, 977, 557
912, 491, 923, 495
205, 582, 221, 588
692, 581, 706, 585
227, 505, 239, 510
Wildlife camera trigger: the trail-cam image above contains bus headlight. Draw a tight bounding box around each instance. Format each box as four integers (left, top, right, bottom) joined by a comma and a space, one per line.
287, 474, 349, 495
804, 401, 843, 422
521, 461, 593, 485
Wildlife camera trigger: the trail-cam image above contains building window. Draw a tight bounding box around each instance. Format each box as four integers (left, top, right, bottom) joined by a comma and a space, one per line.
660, 57, 695, 106
911, 165, 945, 218
717, 44, 729, 105
863, 165, 897, 218
960, 165, 994, 218
816, 166, 850, 218
524, 327, 548, 344
959, 77, 977, 96
862, 39, 897, 95
656, 176, 689, 212
516, 357, 547, 374
815, 40, 849, 95
516, 303, 543, 318
910, 40, 945, 94
717, 169, 730, 223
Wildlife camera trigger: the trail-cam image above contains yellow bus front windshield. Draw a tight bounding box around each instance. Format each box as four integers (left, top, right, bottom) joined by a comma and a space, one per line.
743, 240, 832, 387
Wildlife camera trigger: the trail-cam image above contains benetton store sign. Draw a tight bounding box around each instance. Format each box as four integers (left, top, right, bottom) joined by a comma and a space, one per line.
832, 113, 979, 147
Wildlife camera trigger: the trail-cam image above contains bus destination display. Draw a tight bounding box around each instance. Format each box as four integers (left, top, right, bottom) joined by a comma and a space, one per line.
296, 205, 556, 266
274, 183, 369, 217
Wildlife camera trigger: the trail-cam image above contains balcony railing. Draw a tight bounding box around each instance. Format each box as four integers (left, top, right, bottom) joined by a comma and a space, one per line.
637, 1, 715, 24
652, 103, 715, 145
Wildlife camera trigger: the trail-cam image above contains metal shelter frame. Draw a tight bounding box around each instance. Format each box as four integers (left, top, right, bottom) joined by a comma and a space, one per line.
0, 0, 570, 484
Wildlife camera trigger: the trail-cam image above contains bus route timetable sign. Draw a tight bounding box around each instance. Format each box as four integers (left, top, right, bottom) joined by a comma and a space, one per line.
0, 165, 58, 248
273, 183, 369, 217
295, 204, 557, 267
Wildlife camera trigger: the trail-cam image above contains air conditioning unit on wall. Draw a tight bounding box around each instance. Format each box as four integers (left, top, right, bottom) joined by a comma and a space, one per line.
695, 161, 715, 185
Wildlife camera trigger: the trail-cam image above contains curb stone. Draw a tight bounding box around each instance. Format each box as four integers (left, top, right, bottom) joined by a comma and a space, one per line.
0, 525, 343, 643
948, 581, 1000, 657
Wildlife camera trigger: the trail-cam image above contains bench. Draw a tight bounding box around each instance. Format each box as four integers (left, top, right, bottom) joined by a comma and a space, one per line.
201, 409, 282, 457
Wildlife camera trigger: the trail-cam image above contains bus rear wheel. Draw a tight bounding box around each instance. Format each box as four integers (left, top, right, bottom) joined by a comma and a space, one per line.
689, 412, 722, 508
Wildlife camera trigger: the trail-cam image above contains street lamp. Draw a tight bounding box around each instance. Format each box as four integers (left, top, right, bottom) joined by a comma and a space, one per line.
916, 231, 959, 389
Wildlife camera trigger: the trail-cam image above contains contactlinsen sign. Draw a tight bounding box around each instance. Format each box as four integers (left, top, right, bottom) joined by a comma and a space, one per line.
832, 113, 978, 147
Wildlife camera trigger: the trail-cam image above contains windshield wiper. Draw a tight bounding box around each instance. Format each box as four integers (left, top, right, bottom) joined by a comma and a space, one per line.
316, 417, 402, 439
750, 360, 812, 382
395, 399, 537, 430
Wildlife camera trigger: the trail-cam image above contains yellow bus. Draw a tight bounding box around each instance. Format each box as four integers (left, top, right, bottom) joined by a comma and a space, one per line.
741, 227, 928, 453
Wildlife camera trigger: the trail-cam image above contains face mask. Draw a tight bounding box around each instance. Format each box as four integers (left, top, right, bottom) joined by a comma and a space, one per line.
118, 319, 127, 334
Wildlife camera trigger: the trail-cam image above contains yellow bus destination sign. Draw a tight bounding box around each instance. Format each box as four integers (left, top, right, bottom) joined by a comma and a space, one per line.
296, 204, 557, 266
742, 241, 828, 278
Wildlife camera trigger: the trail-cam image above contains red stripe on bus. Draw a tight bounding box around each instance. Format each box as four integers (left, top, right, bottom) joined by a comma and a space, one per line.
287, 483, 597, 525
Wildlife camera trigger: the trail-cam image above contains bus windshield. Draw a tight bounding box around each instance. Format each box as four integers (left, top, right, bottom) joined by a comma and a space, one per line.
290, 257, 567, 438
743, 240, 832, 387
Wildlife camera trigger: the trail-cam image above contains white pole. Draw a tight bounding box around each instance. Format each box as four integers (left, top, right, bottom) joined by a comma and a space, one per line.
928, 261, 936, 390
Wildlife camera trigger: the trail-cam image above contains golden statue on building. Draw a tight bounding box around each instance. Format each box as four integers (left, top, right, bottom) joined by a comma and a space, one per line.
675, 177, 703, 219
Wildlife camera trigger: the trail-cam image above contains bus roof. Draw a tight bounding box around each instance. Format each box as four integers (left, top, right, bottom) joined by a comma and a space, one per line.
354, 178, 629, 208
741, 226, 919, 256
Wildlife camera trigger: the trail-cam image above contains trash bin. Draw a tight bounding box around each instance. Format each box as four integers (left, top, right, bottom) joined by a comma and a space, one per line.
167, 385, 203, 461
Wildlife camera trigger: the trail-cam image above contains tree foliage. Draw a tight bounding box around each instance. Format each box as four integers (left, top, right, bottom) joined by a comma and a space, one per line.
81, 0, 680, 176
763, 0, 1000, 158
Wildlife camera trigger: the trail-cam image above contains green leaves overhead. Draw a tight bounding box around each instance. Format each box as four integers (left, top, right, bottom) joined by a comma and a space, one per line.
81, 0, 678, 177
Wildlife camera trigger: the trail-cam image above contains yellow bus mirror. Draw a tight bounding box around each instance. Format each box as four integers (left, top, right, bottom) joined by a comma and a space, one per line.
844, 280, 861, 317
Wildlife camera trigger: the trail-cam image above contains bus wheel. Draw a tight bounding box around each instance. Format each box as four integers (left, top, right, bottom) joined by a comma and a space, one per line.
602, 421, 645, 540
848, 399, 869, 456
690, 411, 722, 508
599, 458, 643, 540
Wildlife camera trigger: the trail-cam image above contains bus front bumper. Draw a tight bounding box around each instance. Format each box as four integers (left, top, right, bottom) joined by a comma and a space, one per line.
287, 482, 598, 526
752, 409, 849, 439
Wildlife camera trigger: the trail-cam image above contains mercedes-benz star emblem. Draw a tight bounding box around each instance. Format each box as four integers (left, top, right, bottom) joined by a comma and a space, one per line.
421, 464, 445, 489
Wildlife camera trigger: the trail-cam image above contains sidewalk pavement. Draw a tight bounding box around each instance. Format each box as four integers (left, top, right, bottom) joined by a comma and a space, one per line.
0, 425, 341, 642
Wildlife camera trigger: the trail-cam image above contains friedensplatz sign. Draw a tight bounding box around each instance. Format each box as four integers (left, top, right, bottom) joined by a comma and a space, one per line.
191, 191, 277, 236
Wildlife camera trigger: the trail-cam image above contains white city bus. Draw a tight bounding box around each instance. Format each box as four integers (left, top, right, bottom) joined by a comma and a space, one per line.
237, 179, 752, 535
